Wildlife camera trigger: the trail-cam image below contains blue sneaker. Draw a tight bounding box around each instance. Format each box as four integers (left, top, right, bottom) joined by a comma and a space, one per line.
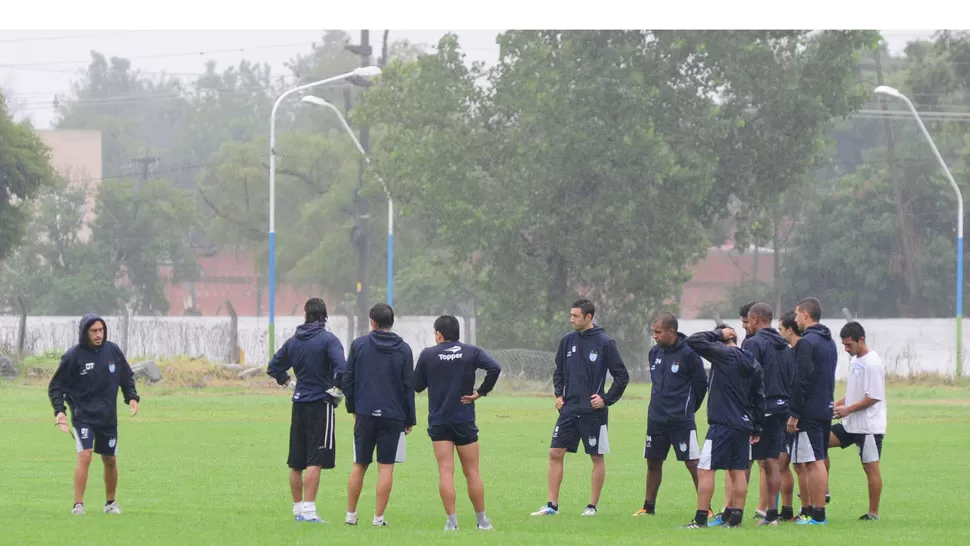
707, 512, 724, 527
795, 517, 826, 525
531, 505, 558, 516
302, 516, 326, 524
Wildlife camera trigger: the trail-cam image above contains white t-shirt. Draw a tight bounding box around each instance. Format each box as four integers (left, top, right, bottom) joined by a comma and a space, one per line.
843, 350, 887, 435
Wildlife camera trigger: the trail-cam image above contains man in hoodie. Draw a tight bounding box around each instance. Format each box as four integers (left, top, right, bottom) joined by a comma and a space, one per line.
531, 299, 629, 517
786, 297, 838, 525
632, 312, 707, 517
739, 301, 757, 341
414, 315, 502, 531
777, 310, 805, 521
266, 297, 347, 523
682, 325, 765, 529
343, 303, 416, 527
48, 313, 140, 516
742, 303, 794, 526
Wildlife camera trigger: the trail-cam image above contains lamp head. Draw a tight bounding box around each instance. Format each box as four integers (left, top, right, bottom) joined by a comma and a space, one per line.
352, 66, 382, 78
300, 95, 331, 107
874, 85, 903, 99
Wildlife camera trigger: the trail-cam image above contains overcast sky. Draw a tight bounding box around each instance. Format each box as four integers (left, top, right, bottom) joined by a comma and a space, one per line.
0, 29, 936, 129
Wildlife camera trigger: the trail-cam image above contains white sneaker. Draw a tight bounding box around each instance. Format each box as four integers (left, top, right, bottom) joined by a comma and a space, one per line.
581, 506, 597, 517
477, 522, 494, 530
72, 503, 85, 515
345, 513, 358, 525
104, 502, 121, 514
372, 516, 388, 527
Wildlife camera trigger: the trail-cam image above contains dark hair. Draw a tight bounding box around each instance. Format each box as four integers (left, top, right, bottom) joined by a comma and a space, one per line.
780, 311, 802, 336
304, 298, 328, 325
434, 315, 461, 342
715, 323, 737, 344
572, 299, 595, 318
654, 312, 678, 332
739, 301, 756, 319
840, 321, 865, 342
749, 302, 773, 322
796, 297, 823, 322
370, 303, 395, 329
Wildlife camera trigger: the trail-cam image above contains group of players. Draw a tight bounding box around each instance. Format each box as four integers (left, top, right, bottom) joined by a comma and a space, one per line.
46, 295, 885, 531
529, 297, 887, 529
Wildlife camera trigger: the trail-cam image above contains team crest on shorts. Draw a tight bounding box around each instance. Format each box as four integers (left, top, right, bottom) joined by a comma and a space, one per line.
670, 362, 680, 373
589, 350, 598, 362
679, 442, 687, 452
589, 436, 597, 447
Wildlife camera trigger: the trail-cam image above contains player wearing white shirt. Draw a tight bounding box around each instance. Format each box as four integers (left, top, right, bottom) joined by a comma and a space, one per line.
829, 321, 886, 521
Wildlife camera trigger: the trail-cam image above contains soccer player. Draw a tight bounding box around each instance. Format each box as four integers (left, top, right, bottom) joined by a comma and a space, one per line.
786, 297, 838, 525
266, 298, 347, 523
739, 301, 757, 341
742, 303, 794, 526
48, 313, 140, 516
777, 310, 804, 521
343, 303, 416, 527
633, 312, 707, 517
829, 321, 886, 521
531, 299, 629, 517
682, 325, 764, 528
413, 315, 502, 531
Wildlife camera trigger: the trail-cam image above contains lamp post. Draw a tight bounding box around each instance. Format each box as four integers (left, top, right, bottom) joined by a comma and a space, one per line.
267, 66, 381, 360
875, 85, 965, 376
300, 95, 394, 309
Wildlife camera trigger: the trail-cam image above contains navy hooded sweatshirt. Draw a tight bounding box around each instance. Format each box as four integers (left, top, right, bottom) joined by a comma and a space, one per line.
413, 341, 502, 426
554, 326, 629, 414
266, 322, 347, 404
647, 332, 708, 428
342, 330, 416, 428
48, 313, 139, 429
687, 329, 765, 434
741, 327, 794, 415
789, 323, 838, 421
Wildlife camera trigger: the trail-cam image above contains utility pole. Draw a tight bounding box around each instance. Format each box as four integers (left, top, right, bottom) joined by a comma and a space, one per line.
131, 155, 158, 184
347, 30, 372, 336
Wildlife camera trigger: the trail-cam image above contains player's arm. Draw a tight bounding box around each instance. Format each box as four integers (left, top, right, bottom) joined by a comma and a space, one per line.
746, 358, 767, 436
474, 349, 503, 397
553, 338, 566, 400
686, 330, 733, 366
328, 337, 348, 385
265, 340, 292, 386
602, 340, 629, 406
688, 350, 708, 411
48, 350, 73, 428
116, 349, 140, 414
840, 364, 885, 416
342, 341, 358, 414
413, 352, 429, 394
788, 340, 816, 419
401, 347, 417, 429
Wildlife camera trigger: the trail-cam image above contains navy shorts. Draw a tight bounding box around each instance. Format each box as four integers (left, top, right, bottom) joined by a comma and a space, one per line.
788, 418, 831, 464
550, 410, 610, 455
288, 400, 336, 470
73, 423, 118, 456
428, 422, 479, 446
354, 415, 407, 465
699, 424, 751, 471
752, 411, 789, 461
645, 421, 700, 461
831, 423, 883, 464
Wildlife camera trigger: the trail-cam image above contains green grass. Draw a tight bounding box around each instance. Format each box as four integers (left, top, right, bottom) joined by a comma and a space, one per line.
1, 381, 968, 545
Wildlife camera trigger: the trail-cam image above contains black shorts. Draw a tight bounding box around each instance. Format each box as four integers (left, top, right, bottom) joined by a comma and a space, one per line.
354, 415, 407, 465
787, 418, 831, 464
73, 423, 118, 456
832, 423, 884, 464
288, 400, 336, 470
752, 411, 789, 461
428, 422, 479, 446
550, 410, 610, 455
699, 424, 751, 471
645, 421, 700, 461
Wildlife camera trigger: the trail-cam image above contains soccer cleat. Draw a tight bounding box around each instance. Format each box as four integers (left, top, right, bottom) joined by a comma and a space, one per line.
301, 516, 326, 524
756, 518, 778, 527
581, 506, 597, 517
681, 519, 705, 529
372, 517, 388, 527
104, 502, 121, 514
72, 503, 85, 515
795, 517, 827, 525
707, 513, 724, 527
531, 505, 558, 516
477, 522, 494, 531
723, 523, 742, 528
859, 513, 880, 521
632, 508, 655, 517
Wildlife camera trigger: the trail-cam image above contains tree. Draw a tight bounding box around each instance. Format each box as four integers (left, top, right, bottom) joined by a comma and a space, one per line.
0, 90, 57, 262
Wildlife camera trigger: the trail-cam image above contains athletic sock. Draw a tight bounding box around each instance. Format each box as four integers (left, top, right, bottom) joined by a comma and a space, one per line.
781, 506, 794, 520
643, 500, 656, 514
586, 504, 596, 510
301, 502, 317, 518
814, 507, 826, 522
105, 500, 114, 506
475, 511, 489, 527
727, 508, 744, 526
446, 513, 459, 528
548, 501, 559, 511
293, 502, 303, 516
800, 505, 813, 518
765, 508, 779, 522
695, 509, 708, 526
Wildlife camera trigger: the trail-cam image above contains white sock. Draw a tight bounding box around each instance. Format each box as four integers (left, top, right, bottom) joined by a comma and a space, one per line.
293, 502, 303, 516
301, 502, 316, 517
346, 511, 357, 522
476, 511, 489, 526
446, 513, 459, 528
373, 514, 385, 523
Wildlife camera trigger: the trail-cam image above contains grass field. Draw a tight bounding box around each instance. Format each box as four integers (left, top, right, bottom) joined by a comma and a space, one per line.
2, 379, 969, 545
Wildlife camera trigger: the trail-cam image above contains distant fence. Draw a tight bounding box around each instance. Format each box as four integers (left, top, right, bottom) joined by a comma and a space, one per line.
0, 314, 471, 366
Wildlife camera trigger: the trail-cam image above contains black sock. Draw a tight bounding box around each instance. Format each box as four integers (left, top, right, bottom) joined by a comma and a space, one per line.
765, 508, 778, 522
643, 500, 656, 513
548, 502, 558, 511
800, 505, 813, 518
814, 507, 826, 522
781, 506, 794, 520
74, 502, 83, 507
586, 504, 596, 510
695, 509, 708, 526
727, 508, 744, 526
106, 500, 114, 506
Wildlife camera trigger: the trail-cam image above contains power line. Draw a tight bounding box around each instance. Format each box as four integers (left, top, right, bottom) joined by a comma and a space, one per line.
0, 30, 148, 44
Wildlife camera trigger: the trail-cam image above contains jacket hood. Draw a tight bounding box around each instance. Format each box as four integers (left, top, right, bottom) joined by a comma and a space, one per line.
579, 325, 606, 338
756, 327, 789, 350
370, 329, 404, 353
804, 323, 833, 340
78, 313, 106, 348
295, 322, 327, 340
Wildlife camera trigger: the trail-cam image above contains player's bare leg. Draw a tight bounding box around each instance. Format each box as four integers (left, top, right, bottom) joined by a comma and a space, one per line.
74, 449, 93, 506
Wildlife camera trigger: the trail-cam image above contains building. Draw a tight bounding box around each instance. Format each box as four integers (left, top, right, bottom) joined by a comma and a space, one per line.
679, 243, 776, 319
35, 129, 102, 241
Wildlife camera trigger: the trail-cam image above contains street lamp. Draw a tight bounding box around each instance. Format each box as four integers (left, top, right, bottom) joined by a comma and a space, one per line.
268, 66, 382, 360
300, 95, 394, 309
875, 85, 965, 376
